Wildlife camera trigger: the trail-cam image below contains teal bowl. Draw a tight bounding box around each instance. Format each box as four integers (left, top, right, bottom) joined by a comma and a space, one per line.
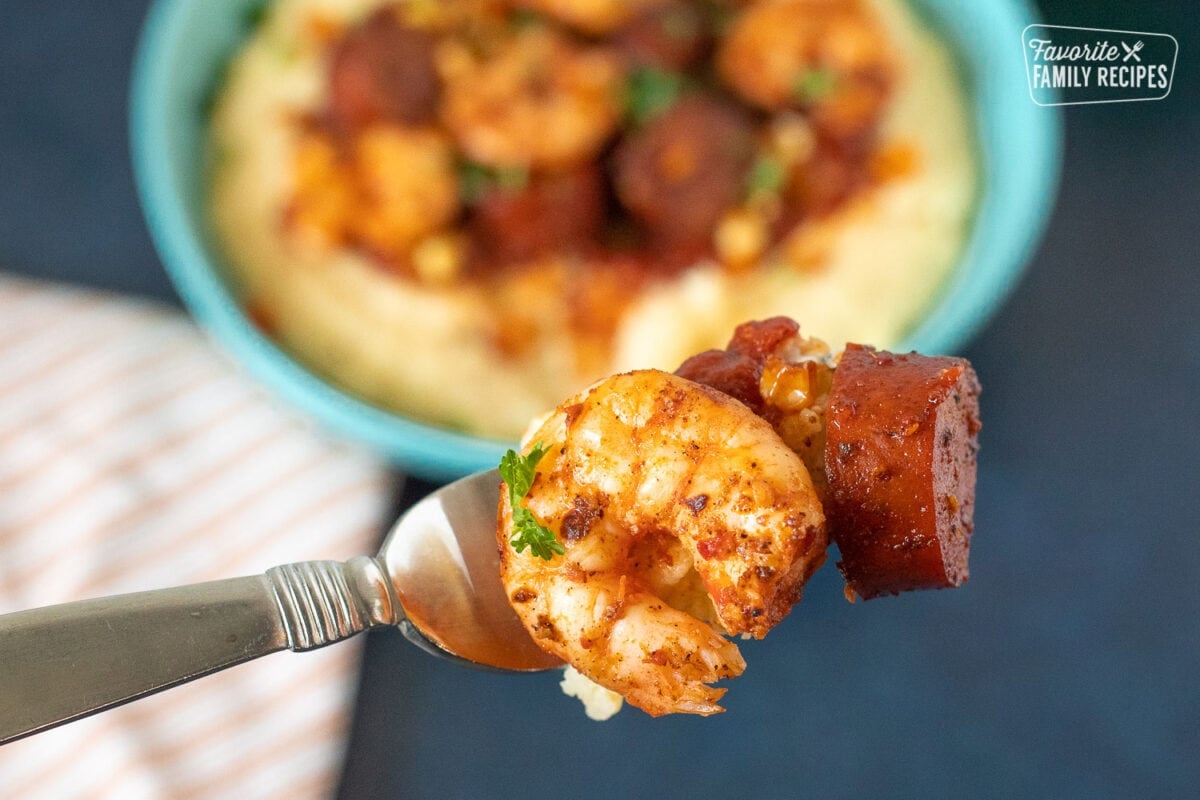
131, 0, 1061, 482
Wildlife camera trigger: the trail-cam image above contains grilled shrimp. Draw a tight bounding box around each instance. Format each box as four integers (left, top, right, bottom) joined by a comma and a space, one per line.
438, 27, 623, 168
350, 125, 461, 255
288, 124, 460, 262
498, 370, 827, 716
717, 0, 895, 141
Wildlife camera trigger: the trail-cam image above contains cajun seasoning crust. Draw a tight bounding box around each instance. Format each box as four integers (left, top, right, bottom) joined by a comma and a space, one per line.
497, 369, 827, 716
823, 343, 981, 599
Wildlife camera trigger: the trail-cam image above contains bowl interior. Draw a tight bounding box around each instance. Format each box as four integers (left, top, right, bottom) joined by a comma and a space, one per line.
897, 0, 1061, 355
132, 0, 1060, 482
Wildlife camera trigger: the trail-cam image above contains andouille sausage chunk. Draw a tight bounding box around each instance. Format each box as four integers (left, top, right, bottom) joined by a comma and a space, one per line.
469, 165, 606, 264
824, 344, 981, 599
675, 317, 834, 489
612, 95, 756, 250
612, 1, 707, 71
327, 8, 440, 132
674, 317, 802, 417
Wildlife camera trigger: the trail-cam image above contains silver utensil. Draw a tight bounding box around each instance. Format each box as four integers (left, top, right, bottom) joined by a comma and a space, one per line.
0, 468, 559, 745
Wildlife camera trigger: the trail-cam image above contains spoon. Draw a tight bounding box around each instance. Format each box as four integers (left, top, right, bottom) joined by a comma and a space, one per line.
0, 468, 560, 745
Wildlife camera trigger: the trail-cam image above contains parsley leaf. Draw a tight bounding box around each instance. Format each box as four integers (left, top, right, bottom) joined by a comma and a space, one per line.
458, 160, 529, 203
510, 508, 563, 561
625, 67, 684, 126
458, 161, 492, 203
794, 67, 837, 104
747, 154, 786, 198
499, 443, 564, 561
243, 0, 272, 30
494, 165, 530, 193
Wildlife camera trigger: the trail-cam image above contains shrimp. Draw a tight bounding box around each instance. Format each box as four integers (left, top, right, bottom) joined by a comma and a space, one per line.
349, 125, 461, 256
289, 124, 459, 264
717, 0, 896, 141
498, 370, 827, 716
437, 27, 623, 168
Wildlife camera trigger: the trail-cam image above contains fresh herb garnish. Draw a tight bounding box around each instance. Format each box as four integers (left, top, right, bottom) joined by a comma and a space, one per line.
499, 443, 564, 561
458, 161, 529, 203
625, 66, 684, 125
794, 67, 837, 104
494, 165, 530, 193
458, 161, 492, 203
747, 154, 786, 198
243, 0, 272, 31
510, 7, 547, 29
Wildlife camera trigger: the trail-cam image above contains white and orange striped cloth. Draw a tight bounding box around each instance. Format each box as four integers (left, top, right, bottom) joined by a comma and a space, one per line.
0, 274, 393, 797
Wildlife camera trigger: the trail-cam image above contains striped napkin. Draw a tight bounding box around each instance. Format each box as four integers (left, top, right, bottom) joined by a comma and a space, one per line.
0, 274, 393, 797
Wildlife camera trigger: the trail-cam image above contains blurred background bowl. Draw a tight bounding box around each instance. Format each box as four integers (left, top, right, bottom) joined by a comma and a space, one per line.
131, 0, 1060, 482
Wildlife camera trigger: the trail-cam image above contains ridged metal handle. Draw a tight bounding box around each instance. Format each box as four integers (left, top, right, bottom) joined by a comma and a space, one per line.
0, 558, 397, 745
267, 558, 395, 650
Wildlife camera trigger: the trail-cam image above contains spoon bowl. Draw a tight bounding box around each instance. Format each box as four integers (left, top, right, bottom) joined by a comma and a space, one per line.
381, 469, 560, 672
0, 469, 557, 745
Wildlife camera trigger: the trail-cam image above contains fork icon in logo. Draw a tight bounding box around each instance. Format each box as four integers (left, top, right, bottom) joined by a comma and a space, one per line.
1122, 40, 1144, 61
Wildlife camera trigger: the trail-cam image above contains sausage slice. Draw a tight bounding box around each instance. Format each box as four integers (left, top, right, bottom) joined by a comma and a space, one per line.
327, 8, 441, 132
612, 2, 707, 71
469, 165, 606, 264
824, 344, 981, 599
612, 95, 755, 251
674, 317, 801, 417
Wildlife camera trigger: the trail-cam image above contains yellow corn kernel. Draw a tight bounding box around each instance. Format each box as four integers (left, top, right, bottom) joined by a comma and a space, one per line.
769, 112, 816, 165
412, 234, 464, 285
715, 208, 769, 271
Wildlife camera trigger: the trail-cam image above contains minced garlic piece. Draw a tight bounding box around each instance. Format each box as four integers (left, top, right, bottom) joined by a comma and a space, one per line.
715, 208, 769, 272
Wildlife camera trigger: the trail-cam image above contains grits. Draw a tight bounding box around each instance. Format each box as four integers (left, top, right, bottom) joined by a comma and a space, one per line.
208, 0, 975, 440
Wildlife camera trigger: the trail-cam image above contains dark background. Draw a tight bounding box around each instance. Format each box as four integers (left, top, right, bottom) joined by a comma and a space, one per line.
2, 1, 1196, 797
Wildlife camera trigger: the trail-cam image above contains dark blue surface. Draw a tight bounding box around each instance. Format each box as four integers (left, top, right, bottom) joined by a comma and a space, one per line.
1, 1, 1197, 797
